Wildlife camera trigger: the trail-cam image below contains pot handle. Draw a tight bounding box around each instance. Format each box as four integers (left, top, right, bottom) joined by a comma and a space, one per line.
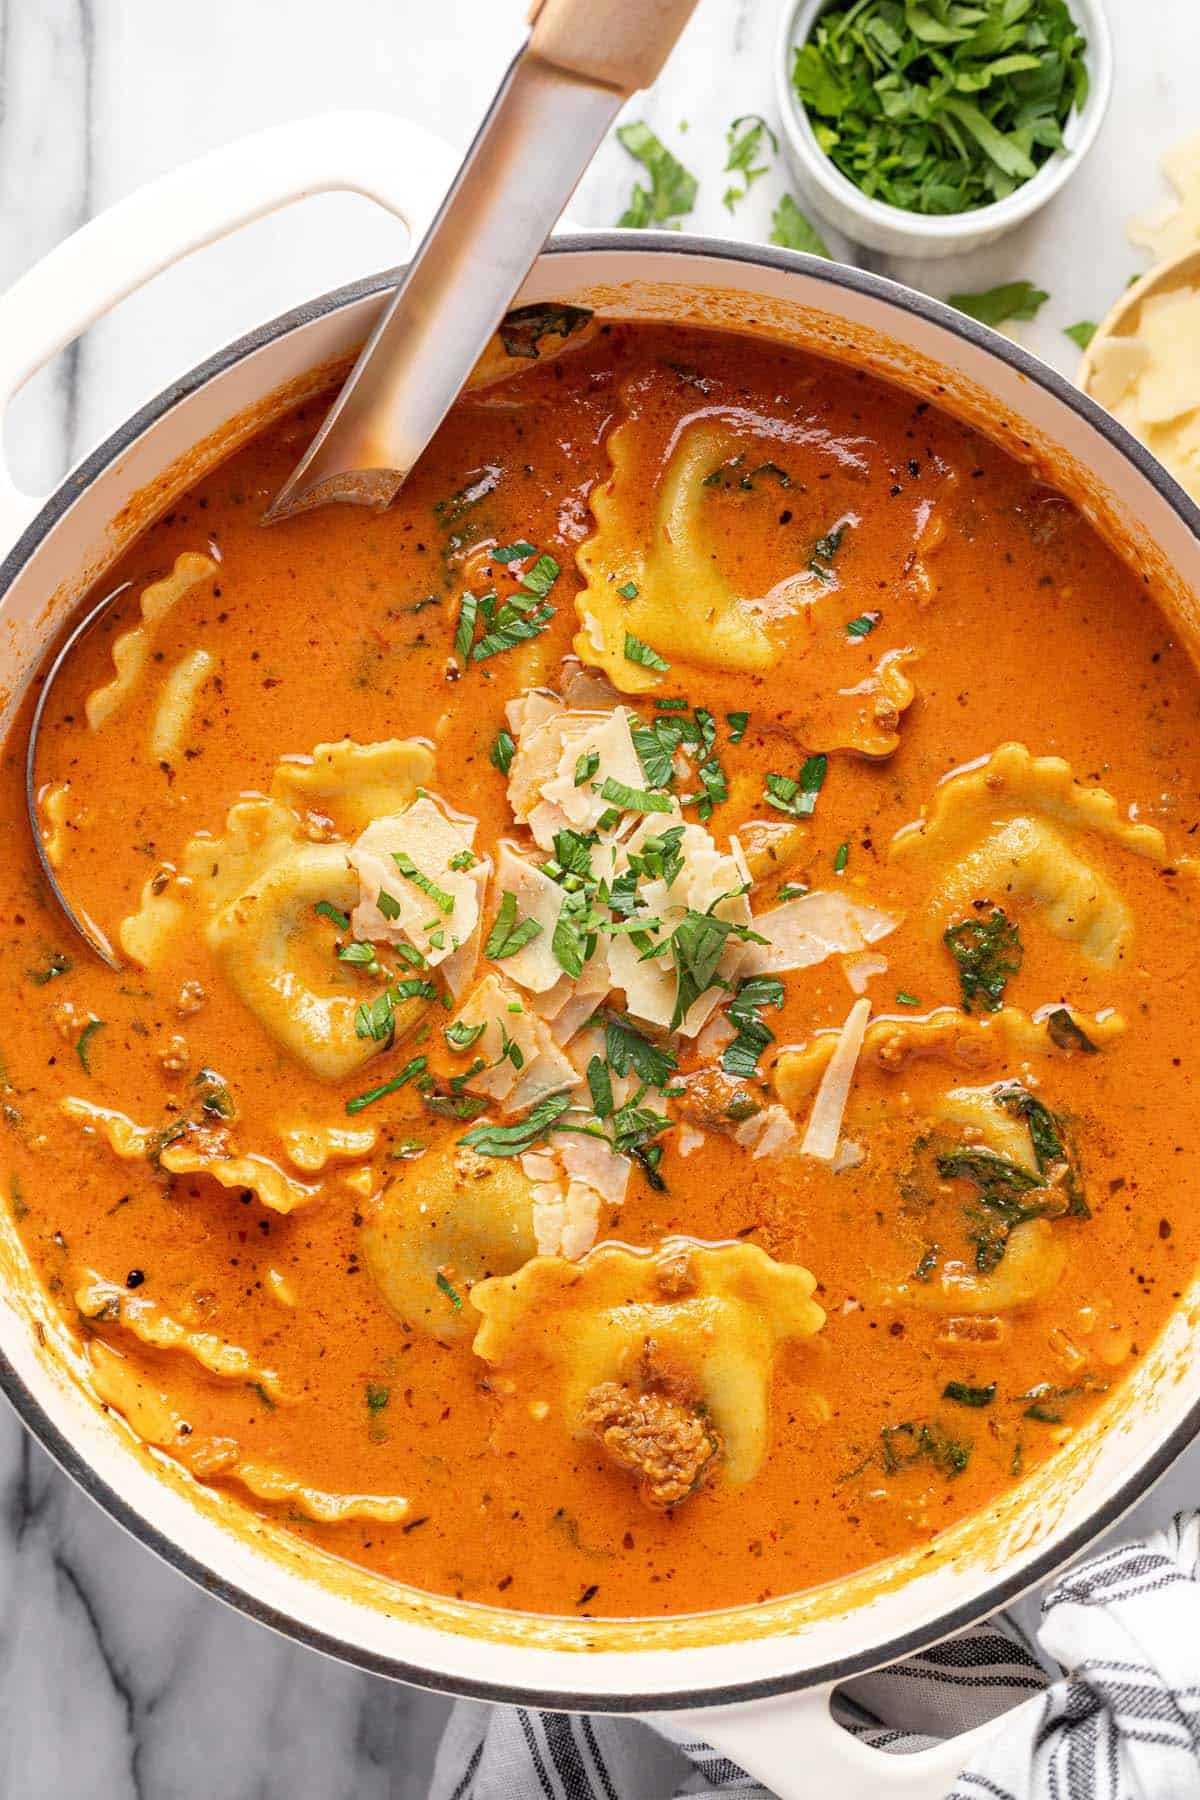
0, 109, 460, 555
661, 1685, 1009, 1799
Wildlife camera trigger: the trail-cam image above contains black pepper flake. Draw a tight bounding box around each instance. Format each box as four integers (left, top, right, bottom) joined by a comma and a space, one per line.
126, 1269, 145, 1289
576, 1584, 599, 1607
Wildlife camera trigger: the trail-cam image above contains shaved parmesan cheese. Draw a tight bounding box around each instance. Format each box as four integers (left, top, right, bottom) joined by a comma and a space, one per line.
349, 797, 479, 966
747, 891, 898, 976
843, 951, 889, 995
801, 998, 871, 1164
1089, 335, 1151, 411
734, 1104, 799, 1160
536, 941, 611, 1045
493, 844, 569, 993
533, 1180, 601, 1260
607, 816, 753, 1036
540, 707, 645, 839
449, 972, 579, 1109
697, 1013, 736, 1057
520, 1151, 558, 1184
509, 704, 644, 850
440, 855, 491, 999
559, 1132, 631, 1207
1133, 288, 1200, 425
1129, 130, 1200, 263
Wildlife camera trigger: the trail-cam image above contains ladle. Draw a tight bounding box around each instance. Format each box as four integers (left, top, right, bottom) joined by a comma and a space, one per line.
28, 0, 700, 964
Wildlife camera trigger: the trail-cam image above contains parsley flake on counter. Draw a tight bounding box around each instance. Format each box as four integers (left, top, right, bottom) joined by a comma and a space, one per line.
723, 114, 778, 213
1064, 320, 1097, 349
615, 122, 698, 229
769, 193, 831, 258
951, 281, 1049, 327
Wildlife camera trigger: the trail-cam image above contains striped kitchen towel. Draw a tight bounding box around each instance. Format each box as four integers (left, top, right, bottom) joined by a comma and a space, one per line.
429, 1511, 1200, 1799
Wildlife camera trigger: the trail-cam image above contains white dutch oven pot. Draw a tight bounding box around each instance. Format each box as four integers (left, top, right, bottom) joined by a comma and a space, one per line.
1, 112, 1198, 1800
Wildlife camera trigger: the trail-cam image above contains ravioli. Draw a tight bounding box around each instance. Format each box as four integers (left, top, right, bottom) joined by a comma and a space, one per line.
471, 1238, 825, 1488
890, 744, 1176, 967
119, 740, 434, 1079
362, 1139, 539, 1340
575, 418, 783, 691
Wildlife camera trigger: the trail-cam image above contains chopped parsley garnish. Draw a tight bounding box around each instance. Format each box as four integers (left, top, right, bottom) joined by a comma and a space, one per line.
611, 1098, 671, 1156
551, 829, 597, 884
880, 1420, 971, 1478
449, 849, 477, 872
791, 0, 1087, 217
28, 950, 72, 985
366, 1383, 390, 1412
1020, 1375, 1107, 1425
355, 980, 436, 1043
436, 1271, 463, 1310
777, 883, 809, 901
444, 1019, 486, 1051
454, 590, 479, 662
498, 302, 592, 360
846, 611, 881, 638
485, 890, 544, 960
599, 777, 673, 815
574, 749, 600, 787
393, 851, 455, 915
587, 1056, 614, 1119
630, 720, 676, 790
722, 975, 785, 1079
809, 522, 848, 580
617, 580, 640, 599
490, 729, 516, 775
519, 552, 560, 599
833, 842, 849, 874
1045, 1007, 1098, 1054
951, 281, 1050, 327
552, 886, 601, 979
943, 1381, 996, 1409
945, 906, 1022, 1012
615, 121, 698, 228
313, 900, 350, 930
492, 541, 536, 562
1064, 320, 1097, 350
726, 711, 749, 743
769, 193, 831, 257
346, 1055, 427, 1114
723, 113, 777, 212
623, 632, 671, 673
895, 991, 921, 1007
376, 892, 403, 923
460, 1090, 573, 1157
339, 940, 382, 970
604, 1012, 677, 1088
668, 907, 765, 1033
764, 753, 827, 819
75, 1018, 105, 1074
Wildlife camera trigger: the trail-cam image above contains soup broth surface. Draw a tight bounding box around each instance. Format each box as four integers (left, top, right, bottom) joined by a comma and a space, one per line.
6, 320, 1200, 1620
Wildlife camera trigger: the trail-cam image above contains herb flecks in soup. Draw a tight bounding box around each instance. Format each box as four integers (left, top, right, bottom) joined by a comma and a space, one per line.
9, 322, 1200, 1619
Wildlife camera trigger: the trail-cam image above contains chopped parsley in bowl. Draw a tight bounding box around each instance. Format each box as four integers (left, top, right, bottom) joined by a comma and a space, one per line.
774, 0, 1111, 258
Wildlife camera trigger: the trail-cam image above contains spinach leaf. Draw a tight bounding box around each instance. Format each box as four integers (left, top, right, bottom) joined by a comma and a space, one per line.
944, 906, 1022, 1012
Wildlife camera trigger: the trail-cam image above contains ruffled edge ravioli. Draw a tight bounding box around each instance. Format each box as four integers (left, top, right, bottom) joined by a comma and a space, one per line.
472, 1238, 824, 1487
119, 739, 434, 1081
575, 417, 783, 692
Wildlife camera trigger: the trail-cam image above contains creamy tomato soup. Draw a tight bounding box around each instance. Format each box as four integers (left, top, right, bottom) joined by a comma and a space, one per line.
7, 316, 1200, 1620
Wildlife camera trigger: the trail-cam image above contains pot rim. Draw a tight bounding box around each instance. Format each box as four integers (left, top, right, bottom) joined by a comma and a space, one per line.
3, 230, 1199, 1713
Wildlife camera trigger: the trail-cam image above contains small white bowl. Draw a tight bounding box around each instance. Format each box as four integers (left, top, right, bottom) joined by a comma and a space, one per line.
774, 0, 1112, 260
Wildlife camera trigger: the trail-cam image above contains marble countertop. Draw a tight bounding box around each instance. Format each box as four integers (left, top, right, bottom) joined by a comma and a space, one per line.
0, 1, 1197, 1794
